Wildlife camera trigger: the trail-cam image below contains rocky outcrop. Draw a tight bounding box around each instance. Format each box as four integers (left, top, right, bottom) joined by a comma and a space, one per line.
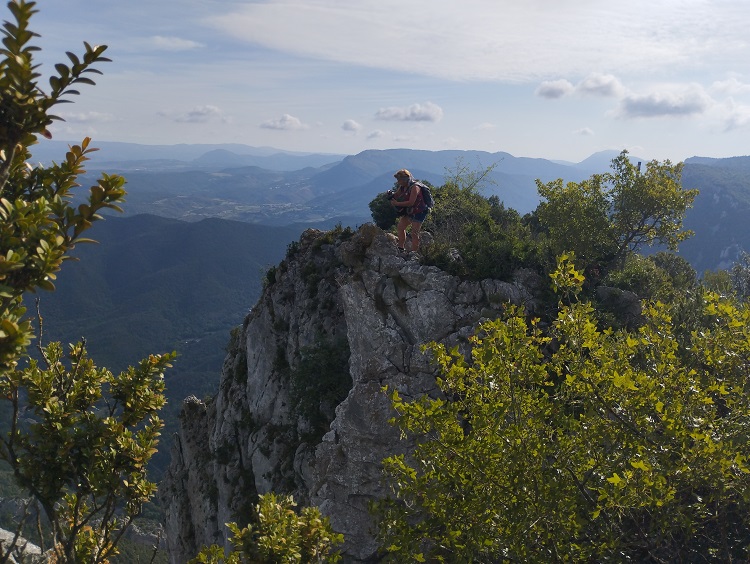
0, 528, 45, 564
159, 224, 541, 563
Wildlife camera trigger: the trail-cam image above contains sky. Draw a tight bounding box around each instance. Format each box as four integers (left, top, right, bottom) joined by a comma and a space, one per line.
23, 0, 750, 163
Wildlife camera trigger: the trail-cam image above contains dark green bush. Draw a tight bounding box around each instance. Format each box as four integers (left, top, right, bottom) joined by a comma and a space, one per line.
604, 254, 672, 300
369, 189, 400, 230
289, 338, 351, 442
419, 183, 543, 281
313, 223, 355, 250
604, 252, 696, 302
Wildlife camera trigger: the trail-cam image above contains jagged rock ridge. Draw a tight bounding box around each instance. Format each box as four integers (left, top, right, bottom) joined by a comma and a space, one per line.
159, 224, 542, 562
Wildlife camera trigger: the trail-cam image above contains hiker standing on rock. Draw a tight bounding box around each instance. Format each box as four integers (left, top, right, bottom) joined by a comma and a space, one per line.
391, 169, 428, 253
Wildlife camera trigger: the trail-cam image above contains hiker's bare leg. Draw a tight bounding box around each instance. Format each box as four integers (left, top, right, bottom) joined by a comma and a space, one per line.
396, 215, 410, 250
410, 220, 422, 252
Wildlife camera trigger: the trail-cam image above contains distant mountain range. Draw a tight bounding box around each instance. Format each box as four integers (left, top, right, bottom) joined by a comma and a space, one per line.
680, 156, 750, 272
28, 140, 347, 172
29, 140, 750, 272
53, 143, 633, 228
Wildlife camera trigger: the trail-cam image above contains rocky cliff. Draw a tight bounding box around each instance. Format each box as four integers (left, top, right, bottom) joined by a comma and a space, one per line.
159, 223, 542, 562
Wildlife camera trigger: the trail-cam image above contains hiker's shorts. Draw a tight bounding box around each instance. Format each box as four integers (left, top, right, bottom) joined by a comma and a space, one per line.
410, 210, 428, 222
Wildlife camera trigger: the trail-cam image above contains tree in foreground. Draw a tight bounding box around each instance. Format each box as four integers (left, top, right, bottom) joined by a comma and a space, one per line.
1, 1, 172, 561
377, 255, 750, 562
190, 493, 343, 564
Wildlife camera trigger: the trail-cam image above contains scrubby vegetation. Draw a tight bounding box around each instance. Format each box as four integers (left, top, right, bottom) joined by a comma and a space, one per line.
368, 154, 750, 561
378, 256, 750, 562
370, 150, 697, 305
190, 493, 343, 564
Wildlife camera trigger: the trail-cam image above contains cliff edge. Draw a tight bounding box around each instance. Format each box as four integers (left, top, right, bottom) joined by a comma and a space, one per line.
159, 223, 541, 562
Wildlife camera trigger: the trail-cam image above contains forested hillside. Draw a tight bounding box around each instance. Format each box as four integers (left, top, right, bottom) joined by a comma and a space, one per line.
30, 214, 304, 473
680, 156, 750, 272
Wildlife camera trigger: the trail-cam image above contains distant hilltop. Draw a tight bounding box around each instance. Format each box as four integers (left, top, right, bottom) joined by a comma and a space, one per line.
28, 140, 347, 172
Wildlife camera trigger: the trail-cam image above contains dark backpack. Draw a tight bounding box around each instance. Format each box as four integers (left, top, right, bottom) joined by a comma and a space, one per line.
415, 182, 434, 209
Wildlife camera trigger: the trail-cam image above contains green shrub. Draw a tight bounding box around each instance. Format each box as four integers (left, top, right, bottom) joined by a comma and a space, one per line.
604, 253, 672, 300
313, 223, 355, 250
377, 258, 750, 562
419, 182, 543, 281
289, 338, 351, 442
369, 191, 400, 230
190, 493, 343, 563
702, 269, 733, 295
648, 251, 697, 292
263, 265, 278, 289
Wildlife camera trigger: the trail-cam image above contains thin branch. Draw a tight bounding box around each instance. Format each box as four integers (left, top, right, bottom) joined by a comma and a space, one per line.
147, 531, 163, 564
34, 297, 46, 361
0, 143, 18, 194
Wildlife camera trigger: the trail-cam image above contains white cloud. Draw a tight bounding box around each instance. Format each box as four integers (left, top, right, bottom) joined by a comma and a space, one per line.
538, 74, 623, 100
576, 73, 624, 98
210, 1, 750, 82
58, 111, 116, 123
536, 79, 575, 99
393, 135, 418, 143
616, 87, 713, 119
260, 113, 308, 130
150, 35, 204, 52
711, 76, 750, 96
725, 108, 750, 130
366, 129, 386, 140
160, 105, 225, 123
474, 122, 496, 131
441, 136, 461, 147
574, 127, 594, 136
341, 119, 362, 132
715, 99, 750, 131
375, 102, 443, 122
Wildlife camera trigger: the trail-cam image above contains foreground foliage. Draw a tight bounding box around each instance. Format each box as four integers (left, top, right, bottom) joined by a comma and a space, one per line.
190, 493, 343, 564
1, 1, 171, 561
378, 256, 750, 562
10, 343, 172, 562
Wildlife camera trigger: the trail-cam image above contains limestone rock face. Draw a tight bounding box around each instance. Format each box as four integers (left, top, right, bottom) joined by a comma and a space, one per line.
0, 528, 45, 563
159, 224, 538, 563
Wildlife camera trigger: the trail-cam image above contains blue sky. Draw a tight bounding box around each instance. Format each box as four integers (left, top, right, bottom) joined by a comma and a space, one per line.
25, 0, 750, 162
